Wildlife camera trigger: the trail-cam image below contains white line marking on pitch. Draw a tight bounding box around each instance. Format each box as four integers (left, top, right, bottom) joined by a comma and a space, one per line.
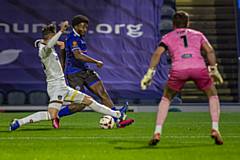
0, 135, 240, 140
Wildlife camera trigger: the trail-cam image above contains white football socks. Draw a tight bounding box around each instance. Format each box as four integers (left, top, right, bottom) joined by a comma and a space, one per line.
18, 111, 51, 126
89, 100, 121, 118
212, 122, 219, 131
154, 97, 170, 135
154, 125, 162, 134
209, 96, 220, 131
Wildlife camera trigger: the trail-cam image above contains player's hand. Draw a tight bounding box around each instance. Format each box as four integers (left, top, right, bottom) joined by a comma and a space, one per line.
141, 68, 156, 90
96, 61, 103, 68
60, 21, 69, 32
208, 64, 223, 85
56, 41, 65, 49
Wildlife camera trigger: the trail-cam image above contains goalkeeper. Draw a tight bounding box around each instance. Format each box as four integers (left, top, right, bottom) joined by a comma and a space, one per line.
141, 11, 223, 146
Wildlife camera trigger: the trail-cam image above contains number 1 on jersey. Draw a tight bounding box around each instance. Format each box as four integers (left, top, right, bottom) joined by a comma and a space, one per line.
180, 35, 188, 48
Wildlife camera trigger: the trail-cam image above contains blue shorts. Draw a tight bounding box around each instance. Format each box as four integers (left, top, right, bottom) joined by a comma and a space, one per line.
66, 69, 100, 90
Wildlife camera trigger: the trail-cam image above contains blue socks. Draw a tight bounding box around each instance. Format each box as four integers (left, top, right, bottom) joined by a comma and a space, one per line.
58, 105, 73, 118
111, 106, 116, 111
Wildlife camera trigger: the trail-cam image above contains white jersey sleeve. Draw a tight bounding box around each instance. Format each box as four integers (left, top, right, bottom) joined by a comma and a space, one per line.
46, 31, 62, 49
39, 31, 63, 59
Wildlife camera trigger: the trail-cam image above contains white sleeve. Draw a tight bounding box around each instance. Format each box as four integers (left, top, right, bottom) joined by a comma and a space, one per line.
46, 31, 62, 49
38, 44, 47, 59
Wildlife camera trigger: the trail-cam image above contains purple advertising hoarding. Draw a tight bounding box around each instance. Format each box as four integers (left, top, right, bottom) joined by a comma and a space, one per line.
0, 0, 167, 100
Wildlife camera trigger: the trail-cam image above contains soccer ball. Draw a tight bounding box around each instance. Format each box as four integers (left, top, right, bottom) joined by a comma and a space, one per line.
99, 115, 115, 129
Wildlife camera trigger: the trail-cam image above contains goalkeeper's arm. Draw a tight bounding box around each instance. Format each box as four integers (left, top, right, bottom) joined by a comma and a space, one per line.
202, 42, 223, 84
149, 46, 166, 69
202, 41, 216, 66
141, 46, 165, 90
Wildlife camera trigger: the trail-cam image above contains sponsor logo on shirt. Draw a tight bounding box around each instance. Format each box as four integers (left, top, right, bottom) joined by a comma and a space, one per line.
181, 54, 192, 59
72, 41, 78, 47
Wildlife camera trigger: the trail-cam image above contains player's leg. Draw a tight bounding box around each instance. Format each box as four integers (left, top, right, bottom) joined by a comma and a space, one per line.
58, 103, 86, 118
85, 95, 133, 128
88, 80, 114, 108
65, 88, 124, 120
53, 103, 86, 128
85, 71, 132, 126
194, 68, 223, 145
47, 85, 68, 129
83, 95, 122, 118
9, 111, 51, 131
149, 86, 178, 145
58, 77, 115, 118
155, 86, 178, 132
48, 102, 64, 129
149, 69, 185, 146
82, 69, 115, 108
204, 86, 220, 129
85, 70, 130, 118
9, 102, 61, 131
204, 85, 223, 145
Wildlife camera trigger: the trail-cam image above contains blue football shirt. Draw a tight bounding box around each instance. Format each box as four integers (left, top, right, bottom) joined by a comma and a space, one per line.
65, 29, 89, 75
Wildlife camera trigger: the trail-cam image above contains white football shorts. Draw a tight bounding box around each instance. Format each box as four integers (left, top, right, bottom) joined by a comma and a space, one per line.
47, 83, 86, 110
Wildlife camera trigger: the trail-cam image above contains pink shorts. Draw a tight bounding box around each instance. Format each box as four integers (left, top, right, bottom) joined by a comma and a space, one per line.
167, 68, 213, 92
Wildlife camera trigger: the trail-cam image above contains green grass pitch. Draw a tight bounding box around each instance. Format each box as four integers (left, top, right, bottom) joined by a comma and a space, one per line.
0, 112, 240, 160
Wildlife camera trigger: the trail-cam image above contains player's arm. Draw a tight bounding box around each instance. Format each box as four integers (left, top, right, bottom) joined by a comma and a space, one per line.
47, 21, 68, 49
141, 45, 166, 90
41, 31, 63, 59
202, 42, 216, 66
42, 21, 68, 58
57, 41, 66, 70
202, 42, 223, 84
73, 50, 103, 68
149, 45, 166, 69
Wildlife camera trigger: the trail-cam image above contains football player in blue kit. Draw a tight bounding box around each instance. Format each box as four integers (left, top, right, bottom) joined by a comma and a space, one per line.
57, 15, 134, 128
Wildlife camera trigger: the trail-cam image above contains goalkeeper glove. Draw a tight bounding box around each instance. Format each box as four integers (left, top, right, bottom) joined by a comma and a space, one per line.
141, 68, 156, 90
208, 64, 223, 85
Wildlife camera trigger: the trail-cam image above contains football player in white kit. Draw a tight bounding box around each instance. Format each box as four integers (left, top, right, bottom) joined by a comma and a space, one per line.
9, 21, 125, 131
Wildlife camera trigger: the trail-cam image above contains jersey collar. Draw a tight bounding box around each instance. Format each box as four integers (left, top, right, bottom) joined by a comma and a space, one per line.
73, 29, 80, 37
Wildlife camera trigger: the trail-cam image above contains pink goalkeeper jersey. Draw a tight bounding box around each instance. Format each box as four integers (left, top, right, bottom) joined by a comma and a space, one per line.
160, 28, 209, 70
